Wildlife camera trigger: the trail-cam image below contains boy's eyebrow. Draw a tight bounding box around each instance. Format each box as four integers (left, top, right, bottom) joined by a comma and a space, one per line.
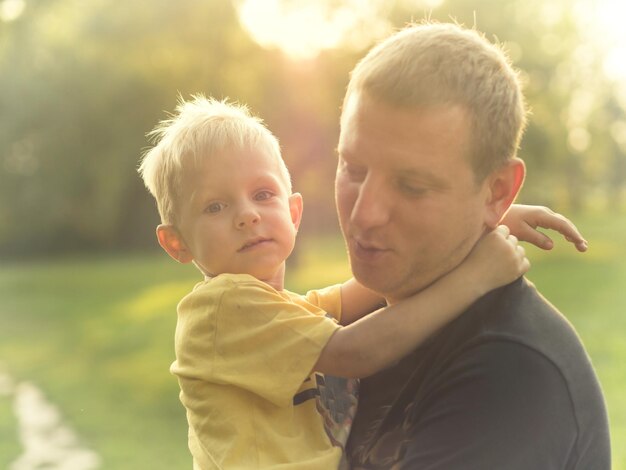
188, 183, 218, 206
252, 172, 288, 192
254, 173, 281, 184
189, 173, 284, 205
189, 187, 200, 204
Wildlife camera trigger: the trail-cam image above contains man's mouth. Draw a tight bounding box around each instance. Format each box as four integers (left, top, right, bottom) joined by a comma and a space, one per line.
353, 236, 386, 252
351, 237, 390, 261
238, 237, 272, 252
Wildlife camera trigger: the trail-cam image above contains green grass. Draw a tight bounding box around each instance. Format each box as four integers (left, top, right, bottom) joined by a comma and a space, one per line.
0, 255, 199, 468
0, 212, 623, 468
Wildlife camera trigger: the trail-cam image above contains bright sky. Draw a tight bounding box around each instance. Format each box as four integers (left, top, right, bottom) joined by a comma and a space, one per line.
0, 0, 25, 21
585, 0, 626, 82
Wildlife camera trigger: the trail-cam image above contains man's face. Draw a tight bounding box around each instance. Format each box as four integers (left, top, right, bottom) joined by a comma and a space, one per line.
335, 93, 491, 304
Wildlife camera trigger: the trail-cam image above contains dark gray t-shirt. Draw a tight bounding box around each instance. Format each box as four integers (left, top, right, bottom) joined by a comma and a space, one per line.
346, 277, 611, 469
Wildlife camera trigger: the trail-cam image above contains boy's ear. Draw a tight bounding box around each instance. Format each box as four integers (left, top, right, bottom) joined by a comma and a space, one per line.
483, 158, 525, 229
288, 192, 304, 231
156, 224, 194, 264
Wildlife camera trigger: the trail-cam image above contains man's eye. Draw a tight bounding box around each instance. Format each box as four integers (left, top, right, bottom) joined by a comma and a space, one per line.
345, 163, 366, 181
399, 181, 427, 196
206, 202, 225, 213
254, 190, 274, 201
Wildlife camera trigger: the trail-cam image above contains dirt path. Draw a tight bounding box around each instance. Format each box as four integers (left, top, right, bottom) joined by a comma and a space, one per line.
0, 368, 102, 470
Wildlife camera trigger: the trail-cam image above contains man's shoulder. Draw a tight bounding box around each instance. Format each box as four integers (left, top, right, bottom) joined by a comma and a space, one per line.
438, 277, 597, 383
460, 277, 579, 350
348, 279, 610, 469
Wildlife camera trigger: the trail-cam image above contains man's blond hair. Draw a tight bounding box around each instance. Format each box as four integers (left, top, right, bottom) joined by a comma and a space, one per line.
138, 95, 290, 225
345, 21, 528, 181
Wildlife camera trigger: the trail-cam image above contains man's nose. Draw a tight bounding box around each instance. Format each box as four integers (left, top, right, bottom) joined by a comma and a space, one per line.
350, 176, 391, 229
235, 204, 260, 228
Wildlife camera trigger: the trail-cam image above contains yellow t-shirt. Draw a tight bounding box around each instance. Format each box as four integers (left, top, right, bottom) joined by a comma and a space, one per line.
170, 273, 350, 469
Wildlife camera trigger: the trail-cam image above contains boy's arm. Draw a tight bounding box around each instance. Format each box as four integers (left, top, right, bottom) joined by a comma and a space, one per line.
339, 279, 386, 326
502, 204, 587, 252
313, 226, 529, 378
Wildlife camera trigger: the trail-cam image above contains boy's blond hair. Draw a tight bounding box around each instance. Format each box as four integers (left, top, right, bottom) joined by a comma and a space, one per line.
345, 21, 528, 181
138, 95, 291, 225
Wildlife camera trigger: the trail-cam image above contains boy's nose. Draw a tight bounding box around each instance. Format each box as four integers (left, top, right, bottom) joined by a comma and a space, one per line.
236, 207, 260, 228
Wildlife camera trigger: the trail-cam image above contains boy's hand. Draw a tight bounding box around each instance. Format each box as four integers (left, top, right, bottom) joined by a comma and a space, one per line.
502, 204, 588, 252
463, 226, 530, 295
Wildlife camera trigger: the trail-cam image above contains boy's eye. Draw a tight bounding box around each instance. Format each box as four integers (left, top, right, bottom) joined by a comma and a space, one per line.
206, 202, 225, 213
254, 190, 274, 201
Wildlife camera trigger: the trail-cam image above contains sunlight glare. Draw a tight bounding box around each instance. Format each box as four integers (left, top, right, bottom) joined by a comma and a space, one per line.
0, 0, 25, 22
235, 0, 449, 60
579, 0, 626, 83
235, 0, 392, 60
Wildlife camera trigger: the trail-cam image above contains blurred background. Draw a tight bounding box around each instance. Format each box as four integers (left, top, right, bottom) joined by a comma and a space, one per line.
0, 0, 624, 468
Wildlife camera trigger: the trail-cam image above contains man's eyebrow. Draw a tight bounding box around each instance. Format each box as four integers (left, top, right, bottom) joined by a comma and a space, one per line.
335, 146, 351, 160
336, 148, 358, 161
397, 168, 449, 188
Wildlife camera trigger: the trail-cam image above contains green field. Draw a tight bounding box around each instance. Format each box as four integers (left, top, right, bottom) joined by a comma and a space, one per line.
0, 212, 624, 469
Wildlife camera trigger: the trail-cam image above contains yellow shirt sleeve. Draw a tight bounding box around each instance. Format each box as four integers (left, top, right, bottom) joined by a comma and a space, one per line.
173, 274, 341, 408
303, 283, 343, 322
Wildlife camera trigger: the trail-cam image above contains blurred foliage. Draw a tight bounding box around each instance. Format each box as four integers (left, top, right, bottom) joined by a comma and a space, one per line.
1, 0, 625, 257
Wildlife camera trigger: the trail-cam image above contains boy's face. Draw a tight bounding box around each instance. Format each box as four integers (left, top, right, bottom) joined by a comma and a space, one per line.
164, 147, 302, 288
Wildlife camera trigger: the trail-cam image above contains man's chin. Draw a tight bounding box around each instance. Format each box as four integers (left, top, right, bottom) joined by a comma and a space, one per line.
352, 265, 444, 305
351, 266, 406, 304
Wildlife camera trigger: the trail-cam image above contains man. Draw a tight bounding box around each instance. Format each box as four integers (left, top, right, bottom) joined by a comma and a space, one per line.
336, 22, 611, 469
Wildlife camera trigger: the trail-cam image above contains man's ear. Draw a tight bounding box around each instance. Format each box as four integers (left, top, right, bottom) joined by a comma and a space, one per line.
288, 192, 304, 231
156, 224, 194, 264
484, 158, 526, 229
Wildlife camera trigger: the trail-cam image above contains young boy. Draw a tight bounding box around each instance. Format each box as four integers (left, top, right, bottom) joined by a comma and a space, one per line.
138, 96, 585, 469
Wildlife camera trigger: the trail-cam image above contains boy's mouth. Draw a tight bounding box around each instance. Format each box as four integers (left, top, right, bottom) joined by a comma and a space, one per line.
238, 237, 272, 252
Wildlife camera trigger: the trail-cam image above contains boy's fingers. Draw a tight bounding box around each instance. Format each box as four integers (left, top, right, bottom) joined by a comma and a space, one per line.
574, 240, 589, 252
496, 225, 510, 237
531, 210, 589, 251
536, 212, 586, 245
527, 230, 554, 250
